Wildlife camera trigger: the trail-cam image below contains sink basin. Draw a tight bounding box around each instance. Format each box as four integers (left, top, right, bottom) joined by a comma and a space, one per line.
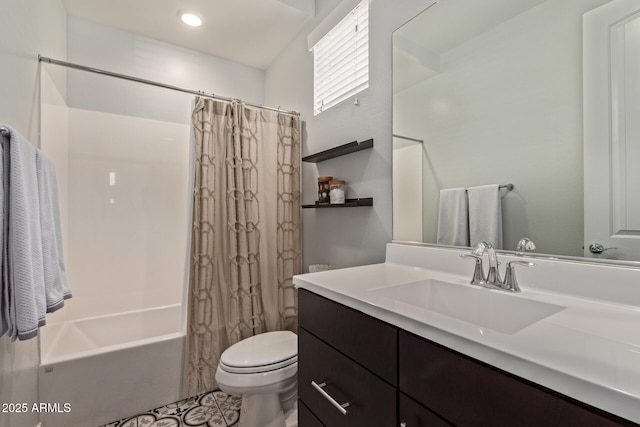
369, 279, 566, 334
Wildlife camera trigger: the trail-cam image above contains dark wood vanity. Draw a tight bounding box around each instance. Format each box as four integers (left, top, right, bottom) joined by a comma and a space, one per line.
298, 289, 635, 426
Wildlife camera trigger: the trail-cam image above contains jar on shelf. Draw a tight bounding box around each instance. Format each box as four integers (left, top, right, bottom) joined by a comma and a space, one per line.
317, 176, 333, 204
329, 180, 346, 204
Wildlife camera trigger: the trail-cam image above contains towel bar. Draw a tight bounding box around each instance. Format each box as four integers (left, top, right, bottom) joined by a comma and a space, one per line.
0, 126, 8, 136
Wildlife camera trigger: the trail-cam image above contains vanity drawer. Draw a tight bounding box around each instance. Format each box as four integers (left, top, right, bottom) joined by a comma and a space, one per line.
399, 331, 633, 426
298, 289, 397, 385
298, 328, 396, 427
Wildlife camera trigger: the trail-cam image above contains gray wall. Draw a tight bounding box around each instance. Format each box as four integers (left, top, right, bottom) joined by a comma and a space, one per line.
394, 0, 609, 257
266, 0, 438, 270
0, 1, 67, 426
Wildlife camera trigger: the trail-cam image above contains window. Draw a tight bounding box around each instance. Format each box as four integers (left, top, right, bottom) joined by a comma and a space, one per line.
312, 0, 369, 115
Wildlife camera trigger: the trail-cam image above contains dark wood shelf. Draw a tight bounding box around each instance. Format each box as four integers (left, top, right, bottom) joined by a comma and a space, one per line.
302, 198, 373, 209
302, 139, 373, 163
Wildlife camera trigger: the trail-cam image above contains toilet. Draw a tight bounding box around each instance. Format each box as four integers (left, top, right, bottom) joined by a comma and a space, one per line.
215, 330, 298, 427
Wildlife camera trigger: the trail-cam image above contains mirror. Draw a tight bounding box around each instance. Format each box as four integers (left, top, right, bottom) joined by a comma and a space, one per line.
392, 0, 640, 264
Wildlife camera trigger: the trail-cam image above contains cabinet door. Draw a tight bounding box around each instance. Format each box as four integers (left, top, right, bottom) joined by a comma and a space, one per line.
299, 400, 324, 427
399, 331, 633, 426
298, 289, 398, 385
399, 392, 452, 427
298, 328, 396, 427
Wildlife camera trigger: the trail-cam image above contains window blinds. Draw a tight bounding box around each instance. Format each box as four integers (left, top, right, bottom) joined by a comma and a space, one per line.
312, 0, 369, 115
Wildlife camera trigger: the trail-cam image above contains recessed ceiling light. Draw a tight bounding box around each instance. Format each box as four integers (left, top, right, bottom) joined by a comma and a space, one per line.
179, 10, 202, 27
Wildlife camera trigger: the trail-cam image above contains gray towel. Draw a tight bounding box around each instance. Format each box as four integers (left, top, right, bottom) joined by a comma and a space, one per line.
0, 127, 72, 341
36, 151, 71, 313
5, 127, 47, 340
0, 134, 9, 337
436, 188, 470, 246
468, 184, 503, 249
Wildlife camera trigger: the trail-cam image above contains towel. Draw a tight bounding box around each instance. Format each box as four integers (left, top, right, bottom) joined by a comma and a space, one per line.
0, 133, 8, 337
436, 188, 469, 246
5, 126, 47, 340
0, 127, 73, 341
36, 151, 71, 313
468, 184, 503, 249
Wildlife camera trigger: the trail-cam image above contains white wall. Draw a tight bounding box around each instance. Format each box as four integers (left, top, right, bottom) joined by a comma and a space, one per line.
50, 17, 268, 319
0, 1, 67, 426
266, 0, 438, 269
67, 16, 265, 124
393, 139, 423, 242
40, 68, 71, 329
65, 107, 190, 319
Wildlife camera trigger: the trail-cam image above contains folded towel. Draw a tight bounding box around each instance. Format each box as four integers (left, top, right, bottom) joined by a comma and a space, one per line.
0, 133, 9, 337
0, 127, 72, 341
8, 128, 47, 338
468, 184, 503, 249
36, 151, 71, 313
436, 188, 469, 246
4, 126, 47, 340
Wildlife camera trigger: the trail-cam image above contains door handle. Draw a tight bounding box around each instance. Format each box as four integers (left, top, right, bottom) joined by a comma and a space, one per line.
311, 381, 350, 415
588, 243, 617, 254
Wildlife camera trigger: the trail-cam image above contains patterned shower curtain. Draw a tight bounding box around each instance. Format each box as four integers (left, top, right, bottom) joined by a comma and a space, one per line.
183, 97, 301, 396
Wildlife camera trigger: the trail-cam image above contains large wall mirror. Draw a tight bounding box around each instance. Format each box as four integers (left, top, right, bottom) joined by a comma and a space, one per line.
392, 0, 640, 265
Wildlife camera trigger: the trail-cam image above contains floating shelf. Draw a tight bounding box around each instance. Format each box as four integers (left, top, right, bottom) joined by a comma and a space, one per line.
302, 139, 373, 163
302, 198, 373, 209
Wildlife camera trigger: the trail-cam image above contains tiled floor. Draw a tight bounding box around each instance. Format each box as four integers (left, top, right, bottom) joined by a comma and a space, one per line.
101, 389, 242, 427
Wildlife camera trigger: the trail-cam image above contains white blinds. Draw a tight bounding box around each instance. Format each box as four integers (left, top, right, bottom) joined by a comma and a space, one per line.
312, 0, 369, 115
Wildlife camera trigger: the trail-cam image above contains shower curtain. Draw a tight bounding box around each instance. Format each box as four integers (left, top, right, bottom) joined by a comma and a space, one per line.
183, 97, 301, 395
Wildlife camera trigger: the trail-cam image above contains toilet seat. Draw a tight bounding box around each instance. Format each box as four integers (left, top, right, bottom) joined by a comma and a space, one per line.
219, 331, 297, 374
219, 355, 298, 374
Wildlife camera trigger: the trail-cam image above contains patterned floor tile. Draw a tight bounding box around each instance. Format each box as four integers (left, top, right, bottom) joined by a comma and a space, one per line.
210, 391, 242, 426
101, 389, 240, 427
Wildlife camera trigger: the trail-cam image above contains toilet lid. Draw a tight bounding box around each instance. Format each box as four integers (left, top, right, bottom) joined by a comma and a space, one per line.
220, 331, 297, 374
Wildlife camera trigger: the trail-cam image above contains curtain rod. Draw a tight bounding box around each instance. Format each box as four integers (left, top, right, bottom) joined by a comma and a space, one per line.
38, 55, 300, 117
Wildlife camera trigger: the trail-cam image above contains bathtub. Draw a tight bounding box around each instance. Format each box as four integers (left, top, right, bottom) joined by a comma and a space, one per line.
39, 305, 185, 427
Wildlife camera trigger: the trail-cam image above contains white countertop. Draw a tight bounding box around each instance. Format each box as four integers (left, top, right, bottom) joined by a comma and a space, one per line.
293, 244, 640, 424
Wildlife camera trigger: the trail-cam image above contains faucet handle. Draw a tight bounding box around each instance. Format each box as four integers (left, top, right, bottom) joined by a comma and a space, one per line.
503, 261, 534, 292
472, 240, 493, 256
516, 237, 536, 255
460, 254, 486, 285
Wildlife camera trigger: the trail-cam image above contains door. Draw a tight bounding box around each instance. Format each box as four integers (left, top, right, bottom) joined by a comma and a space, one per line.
584, 0, 640, 261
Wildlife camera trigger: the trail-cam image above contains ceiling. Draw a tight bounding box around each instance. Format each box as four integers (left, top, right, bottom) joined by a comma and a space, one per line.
393, 0, 546, 93
61, 0, 316, 70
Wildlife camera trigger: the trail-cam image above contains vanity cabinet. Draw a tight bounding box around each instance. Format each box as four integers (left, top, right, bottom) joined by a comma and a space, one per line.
298, 289, 634, 427
298, 289, 397, 426
399, 331, 630, 426
399, 392, 451, 426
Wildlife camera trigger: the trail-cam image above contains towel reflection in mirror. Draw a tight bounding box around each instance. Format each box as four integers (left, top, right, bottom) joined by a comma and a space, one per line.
437, 184, 509, 249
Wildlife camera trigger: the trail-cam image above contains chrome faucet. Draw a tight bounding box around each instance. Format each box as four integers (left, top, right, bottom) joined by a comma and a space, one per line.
472, 241, 501, 287
459, 252, 486, 285
461, 241, 533, 292
503, 260, 534, 292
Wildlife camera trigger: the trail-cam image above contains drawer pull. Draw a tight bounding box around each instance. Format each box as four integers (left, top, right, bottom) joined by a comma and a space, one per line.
311, 380, 350, 415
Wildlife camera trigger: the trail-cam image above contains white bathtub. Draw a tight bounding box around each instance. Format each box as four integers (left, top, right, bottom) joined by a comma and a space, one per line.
39, 305, 185, 427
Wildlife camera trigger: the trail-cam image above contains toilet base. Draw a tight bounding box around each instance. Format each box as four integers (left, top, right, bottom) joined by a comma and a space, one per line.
238, 394, 298, 427
284, 401, 298, 427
